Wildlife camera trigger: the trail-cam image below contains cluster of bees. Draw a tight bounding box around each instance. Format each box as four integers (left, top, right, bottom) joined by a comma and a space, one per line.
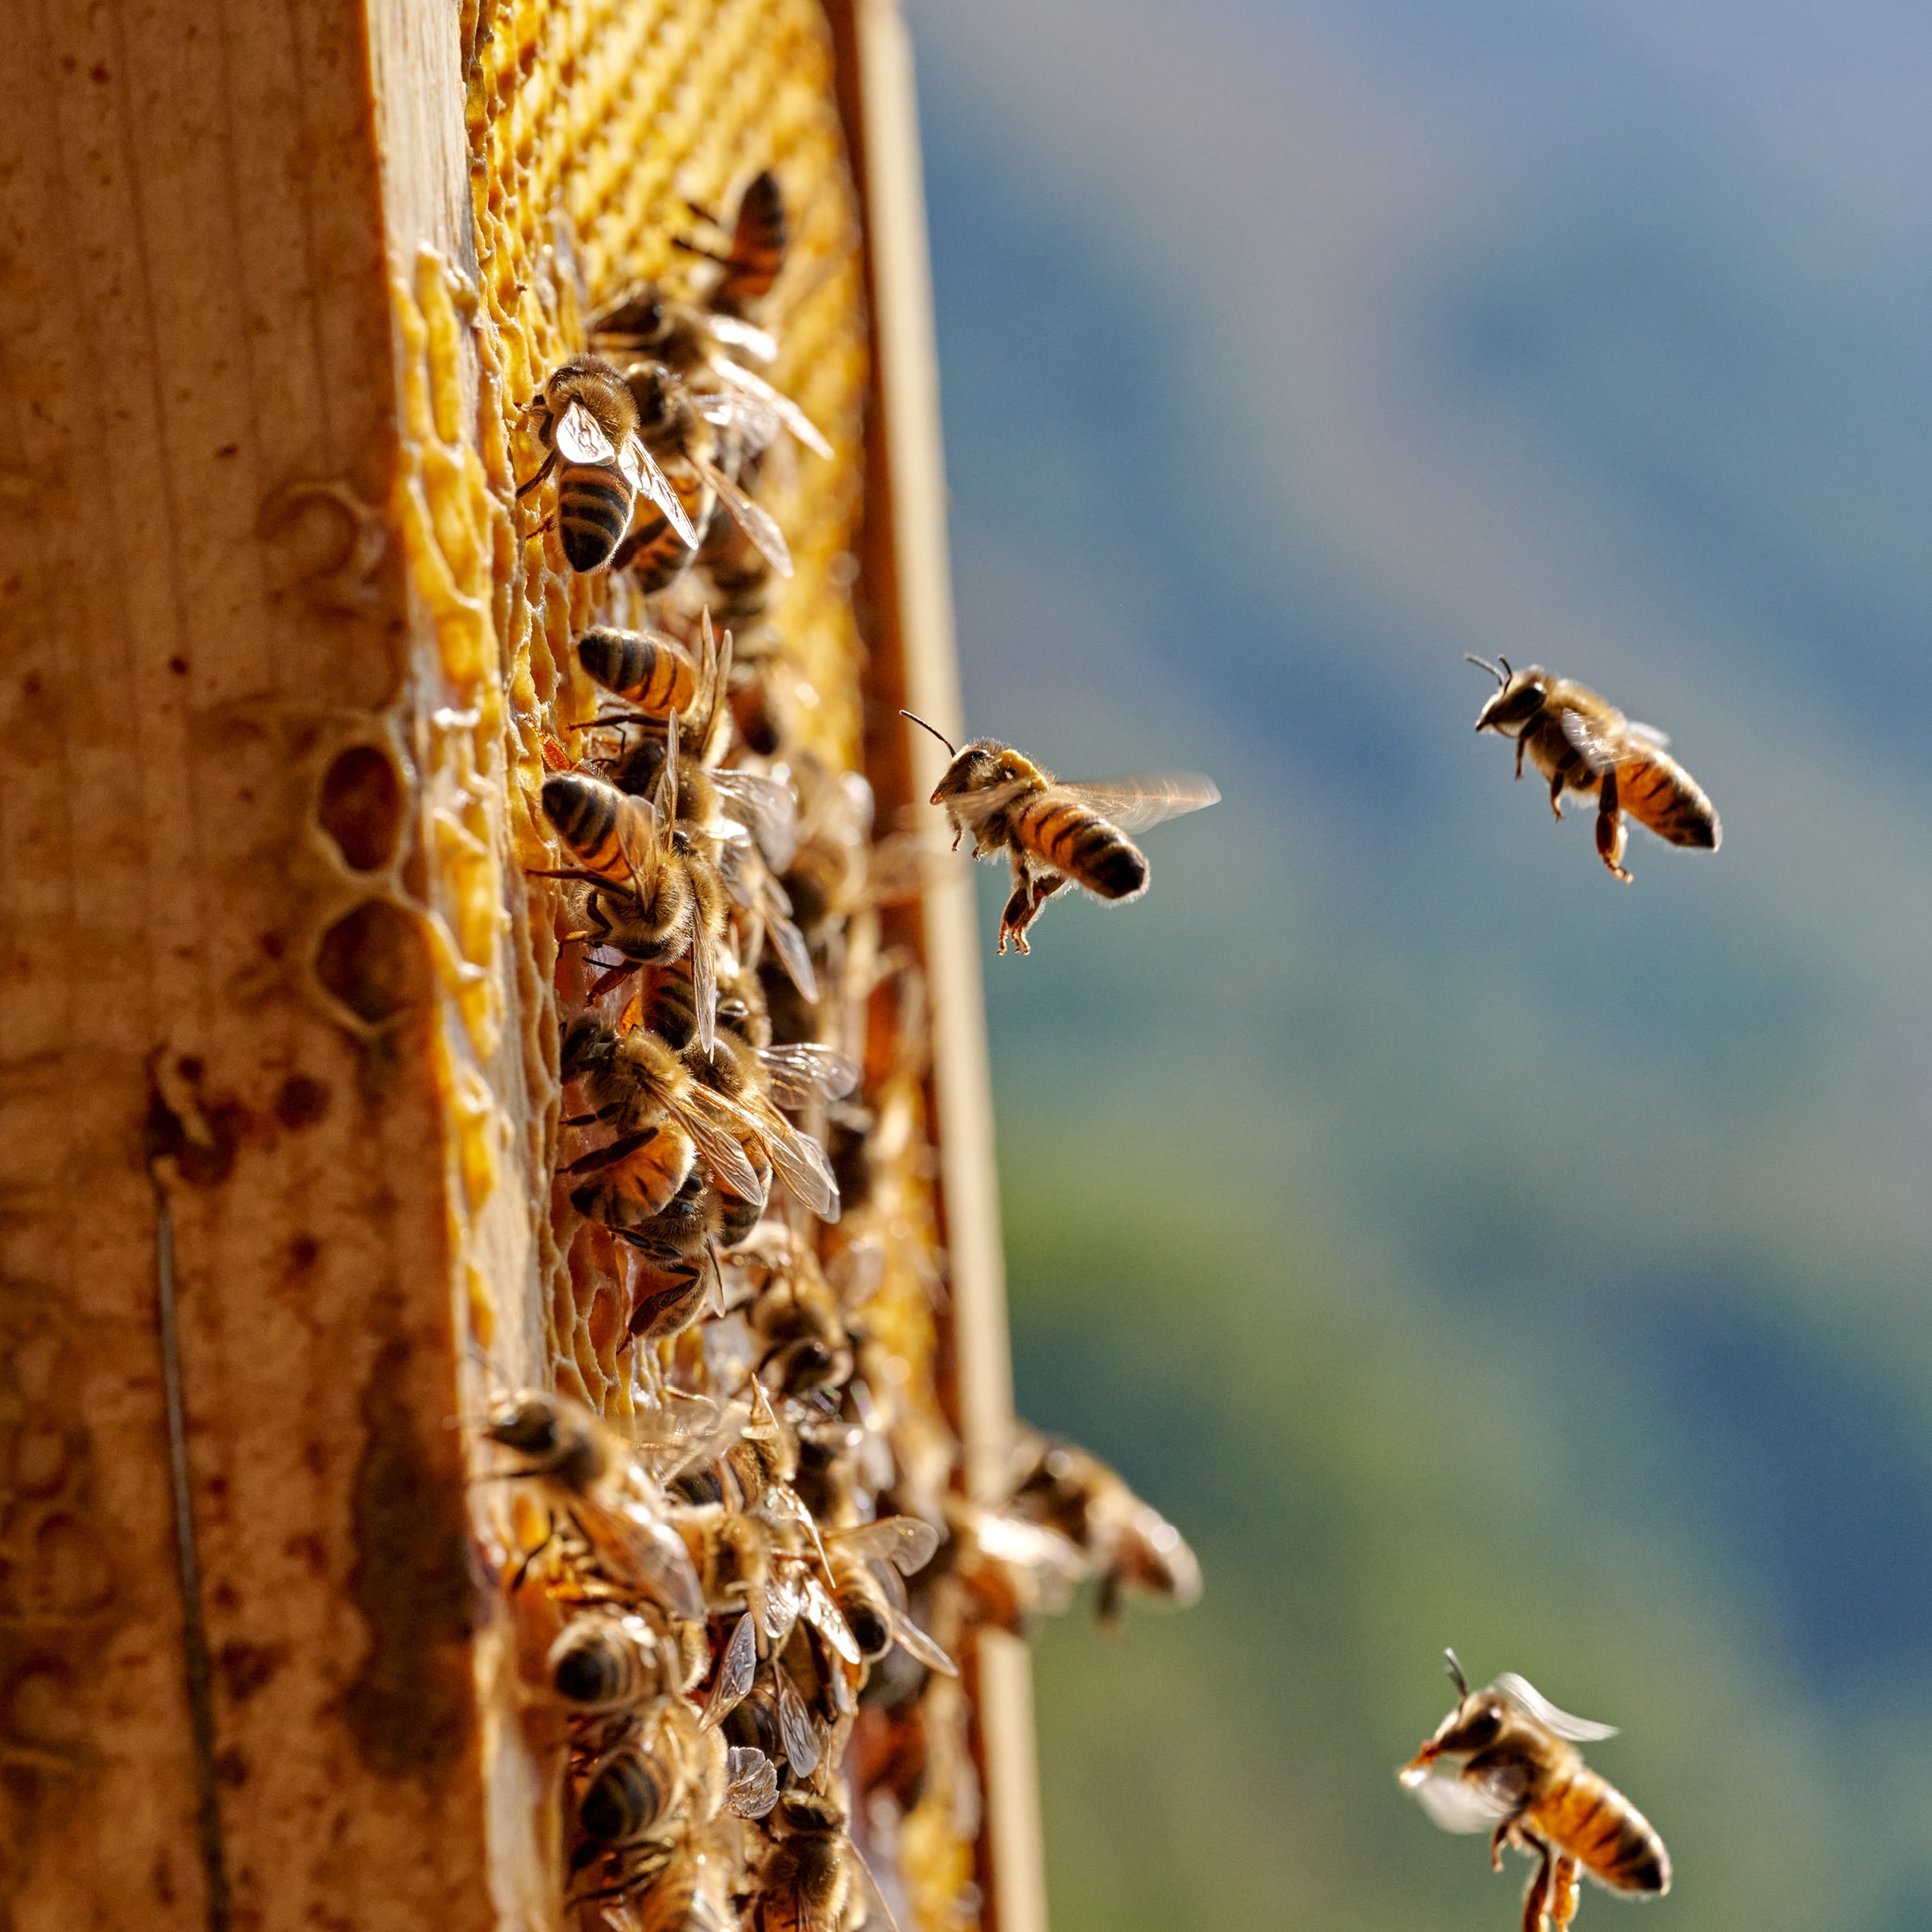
482, 174, 1203, 1931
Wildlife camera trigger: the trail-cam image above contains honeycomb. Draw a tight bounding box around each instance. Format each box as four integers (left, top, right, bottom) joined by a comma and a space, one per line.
380, 3, 1201, 1926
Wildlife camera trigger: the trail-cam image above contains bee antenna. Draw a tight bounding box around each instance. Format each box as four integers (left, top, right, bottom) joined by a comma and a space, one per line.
1464, 655, 1505, 687
1444, 1647, 1469, 1698
1498, 657, 1513, 680
900, 710, 956, 758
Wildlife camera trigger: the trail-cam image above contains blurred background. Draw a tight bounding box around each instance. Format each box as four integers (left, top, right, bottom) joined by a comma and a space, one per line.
898, 2, 1932, 1927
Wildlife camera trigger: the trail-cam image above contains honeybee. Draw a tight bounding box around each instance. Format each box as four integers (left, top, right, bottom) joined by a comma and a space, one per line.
481, 1391, 705, 1622
1401, 1650, 1670, 1932
675, 170, 787, 317
822, 1518, 954, 1675
561, 1017, 768, 1219
589, 285, 833, 460
902, 714, 1220, 955
518, 354, 697, 571
549, 1607, 686, 1714
750, 1791, 902, 1932
1466, 658, 1721, 883
578, 623, 708, 720
615, 359, 794, 583
1008, 1430, 1202, 1625
537, 748, 727, 1050
743, 1232, 854, 1396
686, 1031, 841, 1223
942, 1499, 1087, 1636
572, 1699, 724, 1862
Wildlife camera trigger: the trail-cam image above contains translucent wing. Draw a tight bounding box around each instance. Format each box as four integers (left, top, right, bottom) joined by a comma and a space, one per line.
1556, 709, 1625, 774
612, 794, 663, 896
764, 1567, 802, 1645
940, 774, 1035, 831
711, 356, 833, 458
888, 1606, 957, 1677
672, 1084, 768, 1207
687, 887, 720, 1058
1056, 774, 1222, 834
575, 1496, 705, 1622
761, 897, 820, 1005
1493, 1673, 1619, 1742
773, 1663, 823, 1776
725, 1745, 780, 1820
697, 385, 783, 460
701, 1610, 758, 1730
833, 1516, 940, 1576
850, 1844, 908, 1932
800, 1573, 863, 1665
1402, 1766, 1514, 1835
758, 1044, 862, 1110
739, 1096, 839, 1222
710, 771, 800, 871
695, 453, 794, 578
1625, 722, 1670, 750
556, 399, 618, 464
623, 434, 700, 548
706, 313, 779, 364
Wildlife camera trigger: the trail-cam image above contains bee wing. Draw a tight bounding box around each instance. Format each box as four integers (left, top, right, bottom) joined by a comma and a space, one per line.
773, 1663, 823, 1776
672, 1084, 768, 1207
697, 384, 784, 459
576, 1496, 706, 1623
939, 775, 1036, 831
757, 1044, 862, 1109
710, 356, 833, 459
864, 832, 966, 904
764, 1567, 803, 1645
888, 1606, 958, 1677
1056, 774, 1222, 834
701, 1610, 759, 1729
850, 1844, 909, 1932
733, 1093, 839, 1222
710, 771, 800, 870
688, 887, 720, 1059
1492, 1673, 1620, 1742
1555, 710, 1627, 774
614, 794, 663, 896
724, 1745, 780, 1820
707, 313, 779, 363
694, 452, 794, 578
556, 399, 619, 464
761, 898, 820, 1005
800, 1573, 863, 1665
832, 1516, 940, 1576
622, 434, 700, 548
1402, 1766, 1514, 1835
1625, 722, 1670, 749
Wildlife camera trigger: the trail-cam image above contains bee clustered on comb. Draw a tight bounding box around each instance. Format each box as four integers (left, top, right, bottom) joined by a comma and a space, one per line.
389, 3, 1209, 1928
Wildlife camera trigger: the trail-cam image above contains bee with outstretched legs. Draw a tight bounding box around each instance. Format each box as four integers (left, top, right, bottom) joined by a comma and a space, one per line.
518, 354, 697, 571
1466, 657, 1721, 883
902, 713, 1219, 955
1401, 1649, 1670, 1932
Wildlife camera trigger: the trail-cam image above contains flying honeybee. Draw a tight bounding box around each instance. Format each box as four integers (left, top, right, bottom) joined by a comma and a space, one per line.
903, 714, 1220, 955
481, 1390, 705, 1622
1401, 1650, 1670, 1932
675, 170, 787, 316
1467, 658, 1721, 883
518, 354, 697, 571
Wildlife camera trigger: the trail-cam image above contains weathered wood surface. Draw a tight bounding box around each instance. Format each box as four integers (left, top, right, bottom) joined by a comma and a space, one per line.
0, 0, 505, 1923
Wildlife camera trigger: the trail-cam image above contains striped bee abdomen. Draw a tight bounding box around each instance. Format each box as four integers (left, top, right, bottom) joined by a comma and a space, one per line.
1542, 1768, 1670, 1894
542, 773, 632, 881
557, 465, 635, 571
1617, 750, 1721, 851
1019, 797, 1149, 900
714, 171, 786, 313
550, 1614, 660, 1711
578, 1740, 677, 1846
578, 626, 699, 712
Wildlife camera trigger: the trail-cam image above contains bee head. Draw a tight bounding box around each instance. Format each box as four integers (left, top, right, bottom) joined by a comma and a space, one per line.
929, 739, 1029, 806
621, 359, 685, 436
1468, 656, 1549, 736
484, 1391, 563, 1458
1402, 1649, 1510, 1778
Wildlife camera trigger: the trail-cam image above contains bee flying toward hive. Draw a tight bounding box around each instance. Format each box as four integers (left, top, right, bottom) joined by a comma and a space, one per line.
902, 713, 1219, 954
1401, 1649, 1670, 1932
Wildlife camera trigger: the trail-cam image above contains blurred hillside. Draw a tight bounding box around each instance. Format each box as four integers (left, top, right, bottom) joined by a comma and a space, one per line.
901, 3, 1932, 1928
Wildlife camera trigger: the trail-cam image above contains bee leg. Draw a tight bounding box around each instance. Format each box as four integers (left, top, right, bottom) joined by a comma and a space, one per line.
514, 446, 557, 499
1594, 770, 1631, 882
1546, 1855, 1580, 1932
1548, 772, 1565, 820
1515, 736, 1528, 780
1519, 1836, 1554, 1932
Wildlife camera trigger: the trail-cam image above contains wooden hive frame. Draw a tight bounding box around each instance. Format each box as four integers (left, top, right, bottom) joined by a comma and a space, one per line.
0, 0, 1049, 1926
